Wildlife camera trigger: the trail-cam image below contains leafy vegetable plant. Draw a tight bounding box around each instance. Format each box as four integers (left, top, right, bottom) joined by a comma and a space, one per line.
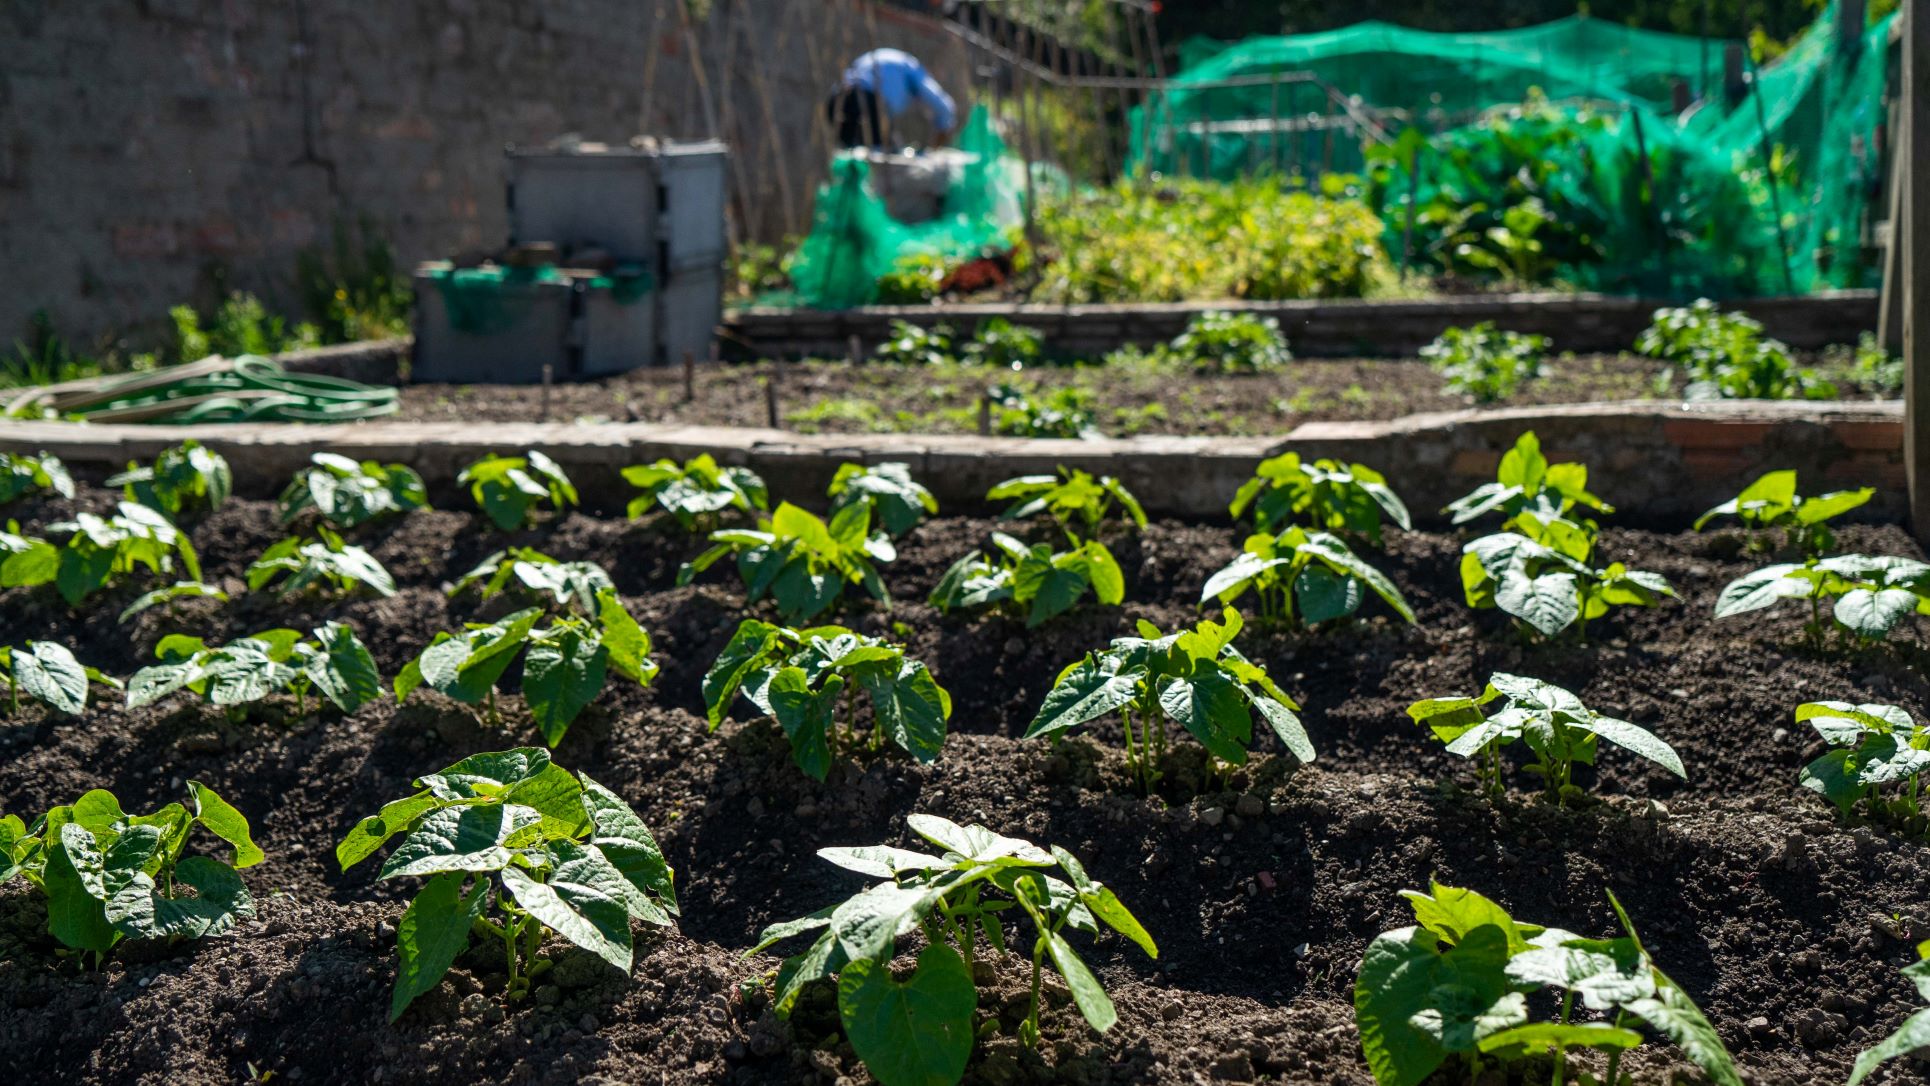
1461, 511, 1674, 641
1407, 672, 1684, 803
1026, 607, 1311, 792
118, 580, 229, 624
336, 747, 676, 1020
1795, 701, 1930, 833
989, 468, 1146, 542
128, 622, 382, 720
872, 319, 954, 366
1168, 310, 1292, 372
107, 439, 232, 520
929, 531, 1124, 627
1715, 554, 1930, 645
1229, 451, 1411, 544
702, 620, 951, 779
622, 454, 767, 530
245, 527, 397, 597
1355, 882, 1740, 1086
0, 451, 73, 505
1201, 527, 1415, 627
1850, 941, 1930, 1085
452, 547, 615, 614
0, 641, 119, 716
1, 501, 203, 606
1693, 469, 1872, 557
396, 594, 657, 746
678, 502, 892, 624
984, 382, 1099, 440
827, 461, 936, 539
748, 813, 1156, 1085
279, 452, 427, 528
1445, 431, 1611, 526
1637, 299, 1834, 401
964, 317, 1045, 369
461, 451, 578, 531
1420, 322, 1548, 403
1, 782, 263, 961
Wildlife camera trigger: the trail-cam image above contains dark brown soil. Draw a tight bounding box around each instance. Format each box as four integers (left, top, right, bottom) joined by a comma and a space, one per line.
391, 353, 1894, 436
2, 484, 1928, 1085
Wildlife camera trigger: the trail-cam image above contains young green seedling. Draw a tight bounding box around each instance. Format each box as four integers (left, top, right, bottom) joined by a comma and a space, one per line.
1200, 527, 1415, 627
622, 453, 768, 531
337, 748, 676, 1020
1229, 452, 1411, 544
1169, 310, 1292, 372
1, 782, 263, 962
988, 468, 1146, 542
1444, 431, 1612, 526
0, 501, 203, 606
1715, 553, 1930, 645
460, 451, 578, 530
1421, 322, 1548, 404
279, 451, 428, 528
702, 619, 951, 779
929, 531, 1125, 627
678, 501, 892, 624
1850, 941, 1930, 1085
828, 461, 937, 539
1355, 882, 1740, 1086
246, 526, 397, 597
118, 581, 229, 624
748, 813, 1156, 1086
0, 451, 73, 505
1026, 607, 1312, 793
1407, 672, 1684, 803
1795, 701, 1930, 833
1638, 298, 1834, 401
0, 641, 119, 716
452, 547, 615, 614
1461, 511, 1674, 641
128, 622, 382, 721
1694, 469, 1872, 558
107, 439, 232, 520
396, 593, 656, 746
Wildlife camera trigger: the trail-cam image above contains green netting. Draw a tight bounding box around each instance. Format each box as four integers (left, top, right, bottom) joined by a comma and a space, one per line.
784, 104, 1031, 308
424, 263, 653, 333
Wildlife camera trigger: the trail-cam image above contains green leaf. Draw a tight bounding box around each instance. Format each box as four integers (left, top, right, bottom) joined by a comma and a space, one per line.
105, 854, 254, 941
1158, 668, 1253, 765
1837, 588, 1919, 639
831, 881, 941, 962
863, 661, 950, 764
420, 747, 554, 797
1048, 845, 1157, 958
768, 668, 840, 781
1577, 716, 1686, 779
597, 591, 656, 683
906, 813, 1053, 866
817, 845, 952, 880
1044, 929, 1116, 1032
1294, 564, 1362, 625
1024, 655, 1138, 740
1401, 883, 1540, 953
338, 792, 442, 871
838, 943, 976, 1086
389, 871, 489, 1020
501, 841, 639, 970
1251, 693, 1315, 763
1849, 1007, 1930, 1086
15, 641, 89, 714
1496, 569, 1580, 636
187, 781, 264, 868
1622, 973, 1743, 1086
702, 619, 781, 727
1355, 924, 1517, 1086
1713, 563, 1810, 618
1505, 940, 1655, 1010
523, 628, 610, 747
1476, 1021, 1643, 1058
378, 803, 539, 880
580, 772, 677, 917
304, 622, 382, 713
43, 824, 119, 952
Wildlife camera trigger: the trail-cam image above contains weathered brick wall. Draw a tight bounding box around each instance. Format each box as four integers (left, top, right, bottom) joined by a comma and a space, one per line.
0, 0, 970, 345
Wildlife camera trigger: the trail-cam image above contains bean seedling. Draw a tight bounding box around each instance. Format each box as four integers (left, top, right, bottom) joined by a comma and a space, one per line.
128, 622, 382, 720
929, 531, 1125, 627
1796, 701, 1930, 834
1694, 469, 1873, 558
827, 461, 936, 539
989, 468, 1146, 542
1200, 527, 1415, 627
1461, 510, 1674, 640
678, 501, 892, 624
278, 452, 428, 528
460, 451, 578, 531
1444, 431, 1611, 526
0, 451, 73, 505
623, 454, 767, 531
1, 501, 203, 606
1229, 451, 1411, 545
1850, 941, 1930, 1085
1715, 553, 1930, 645
246, 526, 397, 597
452, 547, 615, 614
108, 439, 232, 521
0, 641, 119, 716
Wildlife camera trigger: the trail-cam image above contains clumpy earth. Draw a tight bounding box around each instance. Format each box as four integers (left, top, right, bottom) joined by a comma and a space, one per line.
1, 478, 1927, 1085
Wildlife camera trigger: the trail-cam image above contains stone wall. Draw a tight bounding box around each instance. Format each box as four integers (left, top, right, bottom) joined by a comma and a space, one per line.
0, 0, 970, 346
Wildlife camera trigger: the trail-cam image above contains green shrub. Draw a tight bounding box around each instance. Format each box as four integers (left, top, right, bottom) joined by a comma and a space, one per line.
1169, 311, 1292, 372
1636, 299, 1835, 400
871, 320, 954, 366
964, 318, 1045, 369
1420, 323, 1548, 403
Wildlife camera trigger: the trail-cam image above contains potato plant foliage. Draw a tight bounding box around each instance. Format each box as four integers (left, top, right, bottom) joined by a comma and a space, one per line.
1201, 527, 1414, 628
1407, 673, 1684, 804
0, 451, 73, 505
107, 439, 232, 521
1, 782, 263, 959
827, 461, 936, 539
1355, 883, 1739, 1086
749, 814, 1156, 1086
279, 452, 428, 528
129, 622, 382, 719
1168, 309, 1292, 372
337, 748, 676, 1020
623, 454, 767, 530
1445, 431, 1611, 526
453, 547, 615, 614
461, 451, 578, 531
246, 527, 397, 597
1027, 607, 1311, 792
1461, 511, 1674, 641
1230, 452, 1411, 544
0, 641, 118, 716
678, 502, 892, 624
396, 594, 656, 746
1, 501, 203, 605
1715, 553, 1930, 644
1796, 701, 1930, 833
929, 531, 1124, 627
1694, 469, 1871, 558
1421, 322, 1548, 404
989, 469, 1146, 542
703, 619, 951, 780
1851, 940, 1930, 1085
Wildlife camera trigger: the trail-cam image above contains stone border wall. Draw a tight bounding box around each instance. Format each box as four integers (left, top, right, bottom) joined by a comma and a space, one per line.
0, 399, 1901, 528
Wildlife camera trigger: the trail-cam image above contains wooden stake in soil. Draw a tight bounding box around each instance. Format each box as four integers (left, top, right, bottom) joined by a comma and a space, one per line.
847, 334, 863, 366
764, 373, 779, 429
978, 392, 991, 436
682, 350, 695, 403
1904, 0, 1930, 543
540, 363, 553, 422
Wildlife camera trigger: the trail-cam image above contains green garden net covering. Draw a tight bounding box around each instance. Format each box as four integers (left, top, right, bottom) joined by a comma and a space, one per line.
424, 264, 653, 334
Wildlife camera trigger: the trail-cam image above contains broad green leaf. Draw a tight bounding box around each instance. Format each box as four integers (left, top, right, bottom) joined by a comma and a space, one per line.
15, 641, 89, 714
906, 813, 1054, 867
105, 854, 254, 941
580, 773, 677, 915
1295, 563, 1362, 625
1401, 883, 1540, 953
702, 619, 781, 726
377, 803, 539, 880
1837, 588, 1919, 638
1355, 924, 1515, 1086
500, 855, 634, 970
187, 781, 264, 868
1622, 972, 1743, 1086
338, 792, 441, 871
748, 903, 837, 956
1252, 692, 1316, 763
817, 845, 952, 879
44, 824, 119, 952
1495, 569, 1580, 636
305, 622, 382, 713
597, 591, 655, 682
1477, 1021, 1643, 1058
1024, 655, 1138, 740
1849, 1007, 1930, 1086
1578, 716, 1686, 779
1044, 930, 1116, 1031
1158, 668, 1253, 765
838, 943, 976, 1086
767, 668, 840, 781
1505, 940, 1655, 1009
831, 881, 940, 962
1713, 564, 1809, 618
389, 871, 488, 1020
773, 925, 850, 1014
523, 628, 609, 747
420, 747, 553, 798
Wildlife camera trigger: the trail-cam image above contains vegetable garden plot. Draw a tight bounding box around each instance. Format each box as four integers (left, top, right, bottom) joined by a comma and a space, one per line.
2, 474, 1930, 1084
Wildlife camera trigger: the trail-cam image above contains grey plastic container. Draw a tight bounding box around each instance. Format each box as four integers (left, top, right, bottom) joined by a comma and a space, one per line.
507, 139, 728, 268
658, 264, 723, 369
411, 265, 573, 385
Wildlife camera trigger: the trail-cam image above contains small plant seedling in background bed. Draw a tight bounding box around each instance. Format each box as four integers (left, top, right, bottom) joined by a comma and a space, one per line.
337, 747, 676, 1020
929, 531, 1125, 627
1851, 941, 1930, 1084
452, 547, 615, 614
827, 461, 936, 539
702, 619, 951, 779
678, 502, 892, 624
460, 451, 578, 531
874, 252, 950, 305
1168, 310, 1292, 372
129, 622, 382, 721
622, 454, 768, 531
1693, 469, 1873, 557
1230, 451, 1411, 545
749, 813, 1156, 1085
1, 501, 203, 606
1420, 322, 1548, 404
1407, 672, 1684, 804
1845, 331, 1904, 397
1461, 510, 1675, 641
396, 594, 656, 746
989, 468, 1146, 543
984, 382, 1100, 439
1201, 527, 1415, 627
245, 527, 397, 597
964, 317, 1045, 369
107, 439, 232, 521
1795, 701, 1930, 834
278, 451, 428, 528
2, 782, 263, 961
1026, 607, 1311, 793
1444, 431, 1612, 526
1715, 553, 1930, 645
1355, 882, 1740, 1086
0, 641, 119, 716
118, 580, 229, 624
1636, 298, 1834, 401
871, 319, 954, 366
0, 451, 73, 505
